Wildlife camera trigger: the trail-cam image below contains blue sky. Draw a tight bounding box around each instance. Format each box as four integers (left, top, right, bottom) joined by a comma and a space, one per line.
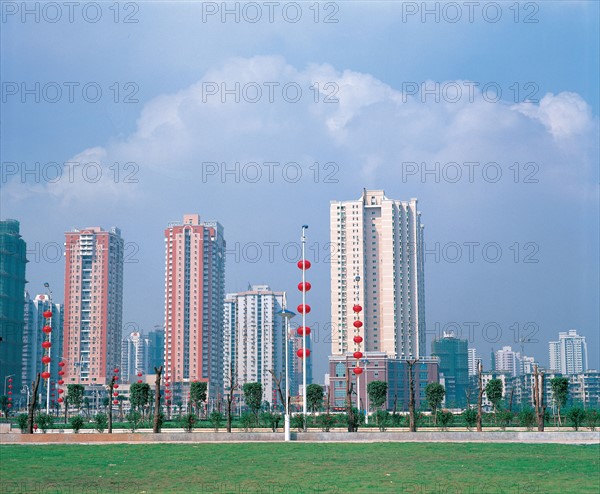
2, 1, 599, 380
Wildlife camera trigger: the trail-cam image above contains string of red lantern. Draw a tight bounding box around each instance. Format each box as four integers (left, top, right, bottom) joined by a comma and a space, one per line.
352, 304, 363, 375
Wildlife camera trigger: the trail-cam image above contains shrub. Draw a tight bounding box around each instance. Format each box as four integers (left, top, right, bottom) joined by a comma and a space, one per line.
70, 415, 85, 433
518, 408, 536, 431
36, 413, 54, 433
497, 410, 513, 430
375, 410, 390, 432
180, 413, 196, 433
437, 410, 454, 431
260, 411, 281, 432
463, 408, 478, 430
240, 412, 256, 432
585, 409, 599, 431
317, 413, 336, 432
17, 414, 28, 433
126, 411, 143, 432
566, 407, 586, 431
209, 411, 224, 432
94, 413, 108, 433
390, 412, 404, 427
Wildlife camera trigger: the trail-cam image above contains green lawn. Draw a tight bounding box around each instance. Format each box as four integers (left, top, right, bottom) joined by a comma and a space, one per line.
1, 443, 598, 493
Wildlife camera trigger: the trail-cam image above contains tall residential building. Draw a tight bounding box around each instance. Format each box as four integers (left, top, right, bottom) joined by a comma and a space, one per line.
224, 285, 286, 407
495, 346, 521, 377
147, 327, 165, 373
63, 227, 124, 384
330, 189, 425, 359
549, 330, 588, 375
431, 334, 469, 408
22, 293, 63, 387
121, 331, 149, 383
163, 214, 225, 395
467, 348, 482, 376
0, 219, 27, 393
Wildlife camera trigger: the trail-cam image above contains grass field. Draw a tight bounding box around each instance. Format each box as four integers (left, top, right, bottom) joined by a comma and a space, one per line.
1, 443, 598, 493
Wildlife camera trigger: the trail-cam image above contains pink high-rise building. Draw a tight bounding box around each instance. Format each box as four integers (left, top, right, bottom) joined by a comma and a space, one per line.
63, 227, 124, 384
163, 214, 226, 394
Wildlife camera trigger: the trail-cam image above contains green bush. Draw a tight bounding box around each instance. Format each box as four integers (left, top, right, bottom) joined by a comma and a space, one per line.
180, 413, 196, 433
69, 415, 85, 433
375, 410, 390, 432
126, 411, 143, 432
585, 409, 599, 431
317, 413, 336, 432
566, 407, 586, 431
497, 410, 514, 430
36, 413, 54, 433
209, 411, 225, 432
518, 408, 536, 430
94, 413, 108, 433
463, 408, 478, 430
17, 414, 28, 433
390, 412, 404, 427
437, 411, 454, 431
240, 412, 257, 432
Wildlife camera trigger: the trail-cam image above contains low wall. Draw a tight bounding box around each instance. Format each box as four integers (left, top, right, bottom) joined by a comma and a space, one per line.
1, 430, 598, 445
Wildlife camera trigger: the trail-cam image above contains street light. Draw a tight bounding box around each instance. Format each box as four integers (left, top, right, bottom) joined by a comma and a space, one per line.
362, 356, 370, 424
277, 306, 296, 442
300, 225, 308, 426
4, 374, 15, 395
21, 385, 30, 409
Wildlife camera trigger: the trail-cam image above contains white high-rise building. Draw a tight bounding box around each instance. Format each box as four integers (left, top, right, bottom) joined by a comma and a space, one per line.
121, 331, 149, 383
495, 346, 521, 377
223, 285, 286, 408
330, 189, 425, 358
468, 348, 482, 376
549, 330, 588, 375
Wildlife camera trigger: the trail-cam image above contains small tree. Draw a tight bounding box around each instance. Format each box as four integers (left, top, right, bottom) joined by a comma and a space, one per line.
566, 407, 586, 431
463, 408, 477, 430
519, 408, 536, 431
260, 411, 281, 432
209, 411, 224, 432
240, 412, 256, 432
317, 413, 336, 432
129, 382, 151, 415
126, 411, 143, 432
70, 415, 85, 433
485, 379, 503, 420
497, 410, 513, 430
181, 413, 196, 433
550, 377, 569, 427
306, 384, 324, 414
36, 413, 54, 433
375, 410, 390, 432
585, 409, 599, 431
190, 381, 208, 418
67, 384, 85, 415
424, 383, 445, 426
242, 382, 263, 421
437, 410, 454, 431
94, 413, 108, 433
17, 414, 29, 433
0, 396, 9, 417
367, 380, 389, 411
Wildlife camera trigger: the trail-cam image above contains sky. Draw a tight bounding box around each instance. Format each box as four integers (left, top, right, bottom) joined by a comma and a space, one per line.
1, 1, 599, 381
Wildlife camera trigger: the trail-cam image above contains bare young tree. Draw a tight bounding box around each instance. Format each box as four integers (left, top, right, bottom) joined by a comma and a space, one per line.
407, 359, 418, 432
226, 364, 239, 433
153, 366, 163, 433
532, 365, 546, 432
27, 374, 41, 434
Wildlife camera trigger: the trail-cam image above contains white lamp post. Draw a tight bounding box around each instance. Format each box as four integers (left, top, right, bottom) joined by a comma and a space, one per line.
278, 306, 295, 442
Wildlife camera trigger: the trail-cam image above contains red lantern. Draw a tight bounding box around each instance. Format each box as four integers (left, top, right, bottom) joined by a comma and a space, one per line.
41, 372, 51, 379
42, 341, 52, 349
58, 361, 65, 367
296, 348, 310, 358
42, 326, 52, 334
7, 397, 12, 401
353, 305, 363, 313
137, 380, 142, 384
58, 389, 64, 394
353, 335, 363, 344
58, 370, 65, 376
42, 356, 51, 364
113, 368, 119, 373
297, 260, 311, 270
353, 320, 363, 328
7, 378, 12, 382
353, 367, 363, 375
7, 391, 12, 395
7, 404, 11, 408
114, 376, 119, 381
297, 304, 311, 314
297, 281, 312, 292
113, 384, 119, 389
113, 392, 119, 397
297, 326, 311, 336
137, 372, 142, 377
58, 397, 64, 403
165, 382, 170, 387
353, 351, 363, 359
8, 384, 12, 389
113, 400, 119, 405
43, 310, 53, 318
58, 380, 64, 385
